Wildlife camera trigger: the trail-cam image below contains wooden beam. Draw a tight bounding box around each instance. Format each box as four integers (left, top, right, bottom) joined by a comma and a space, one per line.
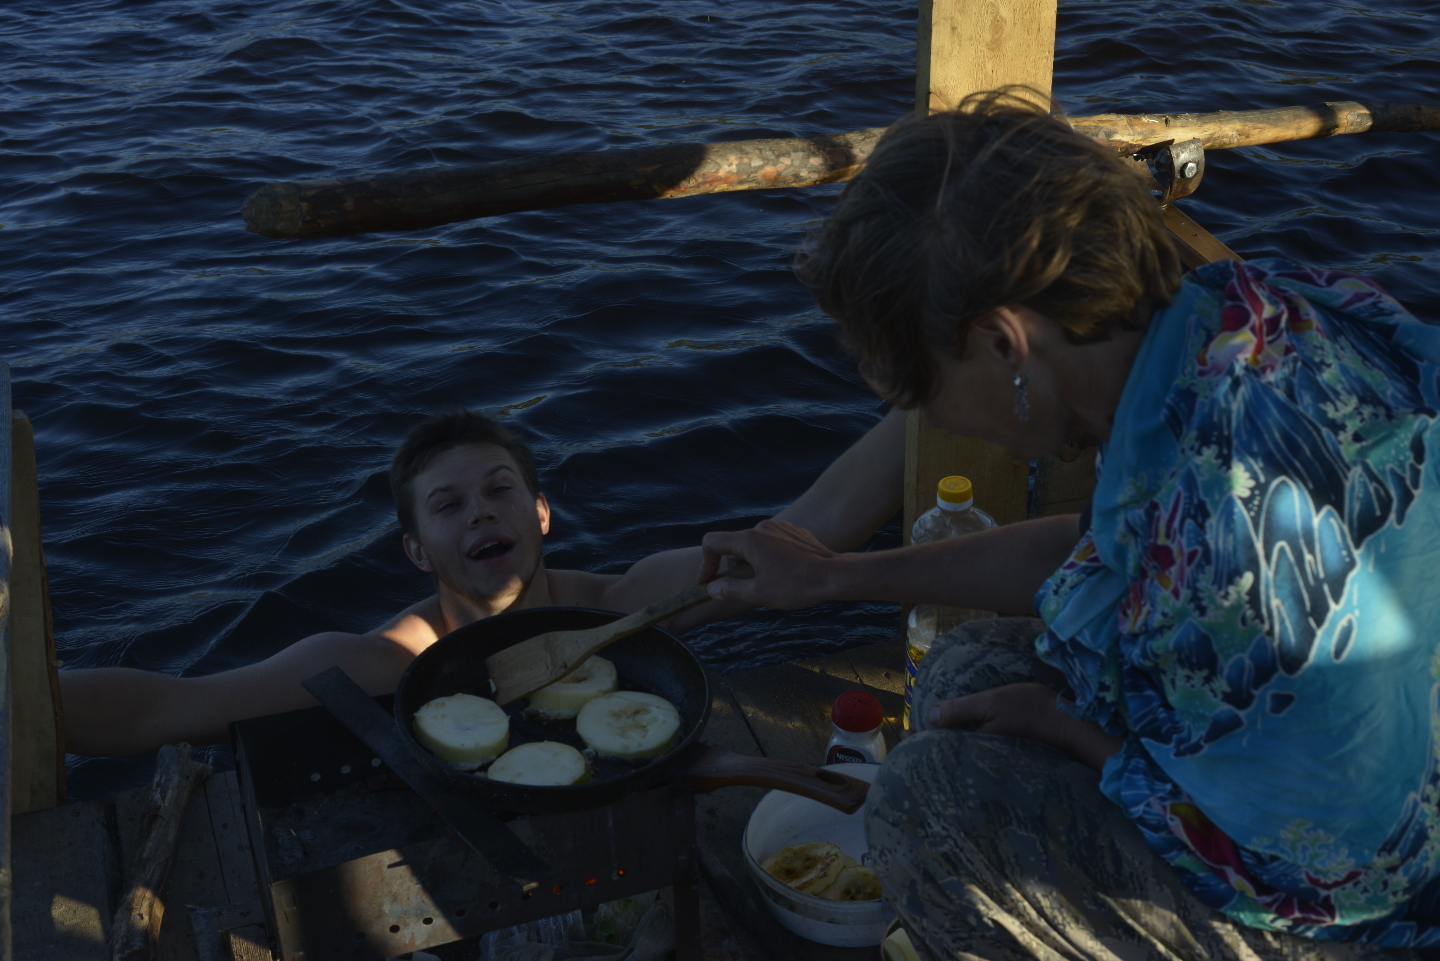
1031, 446, 1099, 519
239, 100, 1440, 239
243, 128, 883, 239
11, 801, 122, 960
904, 0, 1057, 540
9, 412, 63, 814
904, 413, 1030, 538
1071, 100, 1440, 154
1163, 203, 1242, 270
915, 0, 1057, 117
0, 362, 14, 961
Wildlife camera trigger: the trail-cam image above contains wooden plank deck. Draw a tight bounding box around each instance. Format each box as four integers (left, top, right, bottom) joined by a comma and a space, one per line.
13, 640, 903, 961
115, 771, 267, 961
695, 640, 904, 961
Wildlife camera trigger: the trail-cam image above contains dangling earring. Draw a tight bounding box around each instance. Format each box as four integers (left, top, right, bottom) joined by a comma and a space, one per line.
1013, 371, 1031, 423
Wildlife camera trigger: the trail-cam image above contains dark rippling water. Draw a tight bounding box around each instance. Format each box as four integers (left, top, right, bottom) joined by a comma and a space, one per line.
2, 0, 1436, 800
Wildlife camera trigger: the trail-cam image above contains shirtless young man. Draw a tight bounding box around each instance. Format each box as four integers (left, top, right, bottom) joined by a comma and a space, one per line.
60, 407, 904, 758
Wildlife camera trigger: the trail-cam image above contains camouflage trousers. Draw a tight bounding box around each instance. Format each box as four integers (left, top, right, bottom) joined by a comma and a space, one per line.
864, 618, 1413, 961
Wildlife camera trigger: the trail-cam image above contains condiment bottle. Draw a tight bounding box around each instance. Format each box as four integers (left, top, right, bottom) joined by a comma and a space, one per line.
825, 691, 887, 765
905, 475, 997, 729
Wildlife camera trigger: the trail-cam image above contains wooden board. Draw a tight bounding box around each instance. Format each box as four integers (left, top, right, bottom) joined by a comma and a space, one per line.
904, 411, 1029, 542
693, 669, 886, 961
788, 644, 905, 752
904, 0, 1058, 543
1164, 202, 1243, 270
1032, 446, 1099, 519
11, 800, 123, 961
836, 642, 906, 699
199, 772, 263, 906
915, 0, 1058, 115
116, 771, 270, 961
0, 362, 13, 961
9, 412, 64, 814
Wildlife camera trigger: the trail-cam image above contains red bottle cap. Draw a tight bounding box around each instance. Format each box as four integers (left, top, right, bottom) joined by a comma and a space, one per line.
831, 691, 883, 733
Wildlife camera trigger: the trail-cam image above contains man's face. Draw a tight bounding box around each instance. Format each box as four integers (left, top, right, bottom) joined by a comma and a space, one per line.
402, 443, 549, 613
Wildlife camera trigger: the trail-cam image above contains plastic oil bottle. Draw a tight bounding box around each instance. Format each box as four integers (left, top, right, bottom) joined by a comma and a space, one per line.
825, 691, 887, 765
904, 475, 996, 728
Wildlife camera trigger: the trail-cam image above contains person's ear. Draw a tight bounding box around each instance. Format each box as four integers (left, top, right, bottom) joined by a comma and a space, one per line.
535, 494, 551, 536
403, 533, 434, 573
972, 306, 1031, 370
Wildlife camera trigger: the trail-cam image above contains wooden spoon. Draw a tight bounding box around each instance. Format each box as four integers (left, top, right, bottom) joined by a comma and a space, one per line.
486, 562, 754, 706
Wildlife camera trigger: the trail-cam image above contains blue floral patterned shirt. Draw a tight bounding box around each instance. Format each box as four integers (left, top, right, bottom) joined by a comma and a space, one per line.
1035, 258, 1440, 944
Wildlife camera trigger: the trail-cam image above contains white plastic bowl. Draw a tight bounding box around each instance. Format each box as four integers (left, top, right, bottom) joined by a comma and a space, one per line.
742, 762, 894, 947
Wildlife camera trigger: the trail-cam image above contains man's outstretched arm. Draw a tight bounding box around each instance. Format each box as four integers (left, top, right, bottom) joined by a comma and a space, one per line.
61, 625, 419, 758
591, 407, 905, 630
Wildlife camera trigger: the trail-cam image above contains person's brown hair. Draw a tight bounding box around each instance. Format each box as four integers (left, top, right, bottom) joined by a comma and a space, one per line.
390, 411, 540, 535
797, 88, 1184, 408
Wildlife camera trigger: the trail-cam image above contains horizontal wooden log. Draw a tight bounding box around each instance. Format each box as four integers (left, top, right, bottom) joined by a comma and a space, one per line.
1068, 100, 1440, 154
243, 128, 883, 239
242, 100, 1440, 239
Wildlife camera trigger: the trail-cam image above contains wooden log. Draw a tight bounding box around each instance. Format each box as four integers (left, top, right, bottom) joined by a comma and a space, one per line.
240, 100, 1440, 239
242, 128, 883, 239
1069, 100, 1440, 155
9, 412, 64, 815
109, 743, 212, 961
0, 362, 14, 961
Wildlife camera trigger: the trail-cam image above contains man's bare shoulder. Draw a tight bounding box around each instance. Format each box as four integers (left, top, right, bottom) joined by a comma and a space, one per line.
371, 595, 446, 656
544, 568, 622, 611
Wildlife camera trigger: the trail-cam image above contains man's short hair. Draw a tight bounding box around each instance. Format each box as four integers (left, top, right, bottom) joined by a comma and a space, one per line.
796, 88, 1184, 409
389, 411, 541, 536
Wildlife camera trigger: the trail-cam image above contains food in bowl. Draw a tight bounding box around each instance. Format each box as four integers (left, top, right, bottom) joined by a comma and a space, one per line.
761, 841, 883, 900
487, 741, 591, 785
576, 691, 681, 759
413, 693, 510, 770
761, 841, 848, 895
526, 655, 619, 720
821, 864, 883, 901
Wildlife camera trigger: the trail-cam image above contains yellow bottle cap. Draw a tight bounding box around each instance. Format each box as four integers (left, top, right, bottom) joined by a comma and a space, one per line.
936, 475, 973, 505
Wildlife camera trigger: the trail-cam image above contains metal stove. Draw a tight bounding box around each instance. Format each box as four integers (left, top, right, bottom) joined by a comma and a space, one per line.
232, 695, 701, 961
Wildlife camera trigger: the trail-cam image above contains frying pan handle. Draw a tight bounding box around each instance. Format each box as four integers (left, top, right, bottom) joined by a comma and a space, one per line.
682, 746, 871, 814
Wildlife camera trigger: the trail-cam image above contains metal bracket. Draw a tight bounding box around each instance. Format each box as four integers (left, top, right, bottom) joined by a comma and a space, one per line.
1130, 137, 1205, 205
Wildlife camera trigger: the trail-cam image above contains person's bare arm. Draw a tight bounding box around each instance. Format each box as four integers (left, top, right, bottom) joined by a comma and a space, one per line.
61, 607, 437, 758
770, 406, 904, 552
592, 408, 905, 631
700, 513, 1082, 616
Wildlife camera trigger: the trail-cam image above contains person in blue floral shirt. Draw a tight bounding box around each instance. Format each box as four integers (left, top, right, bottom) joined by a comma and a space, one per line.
700, 91, 1440, 960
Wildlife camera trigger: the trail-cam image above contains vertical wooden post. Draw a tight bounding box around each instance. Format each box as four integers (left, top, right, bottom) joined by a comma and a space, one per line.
915, 0, 1058, 118
0, 363, 14, 961
9, 411, 64, 814
904, 0, 1058, 539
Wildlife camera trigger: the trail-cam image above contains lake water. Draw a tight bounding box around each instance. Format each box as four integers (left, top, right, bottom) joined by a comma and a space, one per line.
2, 0, 1436, 799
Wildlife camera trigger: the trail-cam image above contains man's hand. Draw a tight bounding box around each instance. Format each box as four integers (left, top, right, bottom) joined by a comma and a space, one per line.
700, 519, 839, 610
925, 682, 1123, 771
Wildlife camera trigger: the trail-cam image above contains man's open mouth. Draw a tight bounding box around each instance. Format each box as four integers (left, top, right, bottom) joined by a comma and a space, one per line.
467, 538, 514, 561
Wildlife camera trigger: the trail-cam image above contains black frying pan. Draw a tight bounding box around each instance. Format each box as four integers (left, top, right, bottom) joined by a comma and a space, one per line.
394, 606, 869, 814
